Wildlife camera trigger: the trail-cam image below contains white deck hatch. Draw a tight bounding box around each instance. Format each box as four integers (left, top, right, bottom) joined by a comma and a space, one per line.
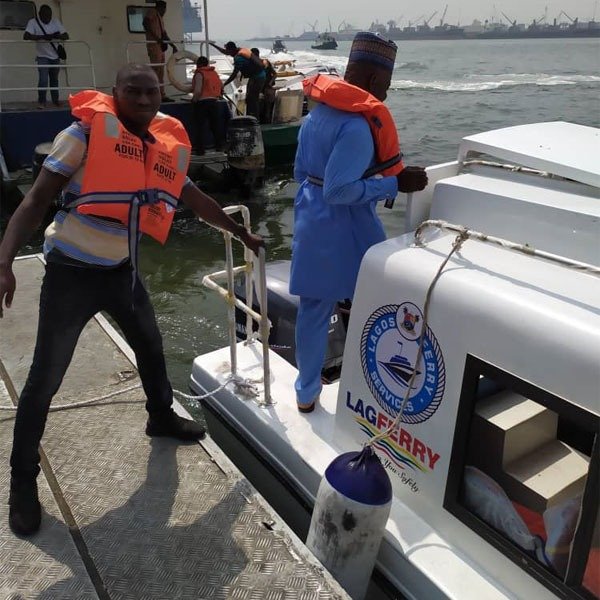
458, 122, 600, 188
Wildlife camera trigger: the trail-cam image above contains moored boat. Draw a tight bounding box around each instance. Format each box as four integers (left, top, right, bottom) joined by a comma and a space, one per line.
311, 33, 338, 50
272, 39, 287, 53
191, 121, 600, 599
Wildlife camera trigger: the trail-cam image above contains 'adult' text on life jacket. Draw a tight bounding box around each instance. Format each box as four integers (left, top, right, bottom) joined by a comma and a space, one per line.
303, 74, 404, 177
69, 90, 191, 245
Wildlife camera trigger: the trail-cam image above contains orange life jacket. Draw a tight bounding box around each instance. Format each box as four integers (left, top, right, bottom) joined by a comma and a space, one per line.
68, 90, 191, 245
303, 74, 404, 178
193, 66, 222, 99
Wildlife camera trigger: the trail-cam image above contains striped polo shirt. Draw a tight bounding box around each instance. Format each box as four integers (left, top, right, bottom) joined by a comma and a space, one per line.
43, 121, 191, 268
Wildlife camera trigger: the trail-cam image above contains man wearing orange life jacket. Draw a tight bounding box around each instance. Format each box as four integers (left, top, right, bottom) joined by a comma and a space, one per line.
191, 56, 225, 154
291, 32, 428, 413
210, 41, 266, 119
0, 64, 264, 537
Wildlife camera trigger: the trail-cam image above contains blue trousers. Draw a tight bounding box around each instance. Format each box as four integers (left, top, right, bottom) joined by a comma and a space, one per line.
36, 56, 60, 104
294, 297, 336, 406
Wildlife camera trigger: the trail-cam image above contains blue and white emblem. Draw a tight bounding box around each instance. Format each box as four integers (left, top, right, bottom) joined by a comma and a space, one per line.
360, 303, 445, 424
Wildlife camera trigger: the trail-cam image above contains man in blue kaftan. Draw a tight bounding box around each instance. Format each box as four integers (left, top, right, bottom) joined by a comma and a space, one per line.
290, 32, 428, 412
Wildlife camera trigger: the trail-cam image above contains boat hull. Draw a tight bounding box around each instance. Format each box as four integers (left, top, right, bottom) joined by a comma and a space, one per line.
261, 122, 301, 166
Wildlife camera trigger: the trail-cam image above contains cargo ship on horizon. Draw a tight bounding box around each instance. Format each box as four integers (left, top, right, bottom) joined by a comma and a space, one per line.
250, 11, 600, 42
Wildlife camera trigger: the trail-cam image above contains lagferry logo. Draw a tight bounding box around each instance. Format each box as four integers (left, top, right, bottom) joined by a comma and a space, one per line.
360, 302, 445, 424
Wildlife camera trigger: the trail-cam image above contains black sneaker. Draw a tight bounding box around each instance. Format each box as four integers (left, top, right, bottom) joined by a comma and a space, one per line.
146, 409, 206, 441
9, 478, 41, 536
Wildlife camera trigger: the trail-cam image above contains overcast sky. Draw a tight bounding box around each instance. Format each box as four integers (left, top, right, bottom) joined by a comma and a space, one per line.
202, 0, 599, 39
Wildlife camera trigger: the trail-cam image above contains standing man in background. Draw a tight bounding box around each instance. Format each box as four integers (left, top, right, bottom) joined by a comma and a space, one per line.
291, 32, 428, 412
191, 56, 225, 154
210, 41, 265, 119
143, 0, 177, 102
251, 48, 277, 124
24, 4, 69, 109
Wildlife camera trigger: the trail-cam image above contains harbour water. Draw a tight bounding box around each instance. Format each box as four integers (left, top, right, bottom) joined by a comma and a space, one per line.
10, 37, 600, 419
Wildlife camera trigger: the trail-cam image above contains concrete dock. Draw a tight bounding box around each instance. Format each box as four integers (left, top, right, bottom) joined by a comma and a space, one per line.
0, 255, 348, 600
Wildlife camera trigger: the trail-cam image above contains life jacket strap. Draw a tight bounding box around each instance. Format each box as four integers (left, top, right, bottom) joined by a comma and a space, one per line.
64, 190, 179, 303
362, 153, 403, 179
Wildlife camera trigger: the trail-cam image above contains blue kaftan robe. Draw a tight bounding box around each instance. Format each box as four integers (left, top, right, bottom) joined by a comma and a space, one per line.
290, 103, 399, 406
290, 103, 398, 301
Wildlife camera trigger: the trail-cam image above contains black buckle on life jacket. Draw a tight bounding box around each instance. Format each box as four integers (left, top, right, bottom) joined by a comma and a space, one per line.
137, 189, 160, 205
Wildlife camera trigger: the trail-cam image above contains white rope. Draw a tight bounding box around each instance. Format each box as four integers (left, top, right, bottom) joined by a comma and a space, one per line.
0, 383, 144, 412
172, 373, 261, 402
367, 218, 598, 447
416, 220, 600, 275
0, 375, 260, 413
366, 227, 469, 447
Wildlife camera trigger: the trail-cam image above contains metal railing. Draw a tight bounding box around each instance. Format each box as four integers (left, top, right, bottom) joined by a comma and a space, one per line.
201, 206, 272, 405
0, 40, 96, 104
125, 38, 207, 66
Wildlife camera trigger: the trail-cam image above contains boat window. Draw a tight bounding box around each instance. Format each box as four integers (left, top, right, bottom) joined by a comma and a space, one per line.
445, 356, 599, 599
0, 0, 35, 30
126, 5, 149, 34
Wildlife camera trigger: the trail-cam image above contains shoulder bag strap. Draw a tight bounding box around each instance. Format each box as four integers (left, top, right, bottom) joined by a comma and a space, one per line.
35, 16, 60, 57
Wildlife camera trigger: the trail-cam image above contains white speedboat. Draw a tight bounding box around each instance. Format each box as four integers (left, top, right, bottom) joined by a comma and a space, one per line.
190, 122, 600, 599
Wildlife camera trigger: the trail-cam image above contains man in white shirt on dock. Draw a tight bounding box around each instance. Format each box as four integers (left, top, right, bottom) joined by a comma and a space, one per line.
24, 4, 69, 109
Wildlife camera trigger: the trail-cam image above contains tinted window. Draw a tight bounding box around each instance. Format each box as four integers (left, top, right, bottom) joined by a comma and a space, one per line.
445, 357, 599, 599
0, 0, 35, 30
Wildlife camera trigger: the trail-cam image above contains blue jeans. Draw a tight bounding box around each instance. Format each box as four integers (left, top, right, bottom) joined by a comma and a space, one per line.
10, 262, 174, 481
36, 56, 60, 104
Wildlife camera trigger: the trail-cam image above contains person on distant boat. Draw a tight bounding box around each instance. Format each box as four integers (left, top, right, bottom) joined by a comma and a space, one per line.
251, 48, 276, 124
0, 64, 264, 537
23, 4, 69, 109
209, 41, 266, 119
143, 0, 177, 102
291, 32, 427, 413
191, 56, 226, 154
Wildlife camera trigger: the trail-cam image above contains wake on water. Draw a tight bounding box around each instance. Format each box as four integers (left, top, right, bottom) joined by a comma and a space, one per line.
389, 74, 600, 92
187, 44, 600, 94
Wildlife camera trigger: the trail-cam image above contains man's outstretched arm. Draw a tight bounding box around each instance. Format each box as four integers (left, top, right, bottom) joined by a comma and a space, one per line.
180, 183, 264, 255
0, 169, 68, 316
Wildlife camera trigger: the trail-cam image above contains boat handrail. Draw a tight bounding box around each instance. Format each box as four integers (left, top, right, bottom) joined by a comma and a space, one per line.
125, 39, 210, 64
0, 40, 96, 109
201, 206, 272, 405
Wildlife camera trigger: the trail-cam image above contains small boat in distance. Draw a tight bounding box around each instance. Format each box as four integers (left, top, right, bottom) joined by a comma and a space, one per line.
311, 32, 338, 50
272, 39, 287, 53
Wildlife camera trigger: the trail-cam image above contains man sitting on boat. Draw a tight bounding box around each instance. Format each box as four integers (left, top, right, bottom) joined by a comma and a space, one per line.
291, 32, 428, 412
0, 64, 264, 537
210, 41, 266, 119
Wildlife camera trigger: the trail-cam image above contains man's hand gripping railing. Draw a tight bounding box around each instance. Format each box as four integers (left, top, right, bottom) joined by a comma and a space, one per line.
177, 205, 273, 406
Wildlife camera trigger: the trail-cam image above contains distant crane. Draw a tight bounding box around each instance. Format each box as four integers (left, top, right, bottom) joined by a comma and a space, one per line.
423, 10, 438, 27
532, 6, 548, 27
501, 11, 517, 27
558, 10, 578, 25
306, 20, 318, 32
439, 4, 448, 26
407, 14, 424, 28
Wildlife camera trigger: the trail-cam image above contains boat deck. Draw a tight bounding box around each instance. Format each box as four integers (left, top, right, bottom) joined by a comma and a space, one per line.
0, 254, 348, 600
